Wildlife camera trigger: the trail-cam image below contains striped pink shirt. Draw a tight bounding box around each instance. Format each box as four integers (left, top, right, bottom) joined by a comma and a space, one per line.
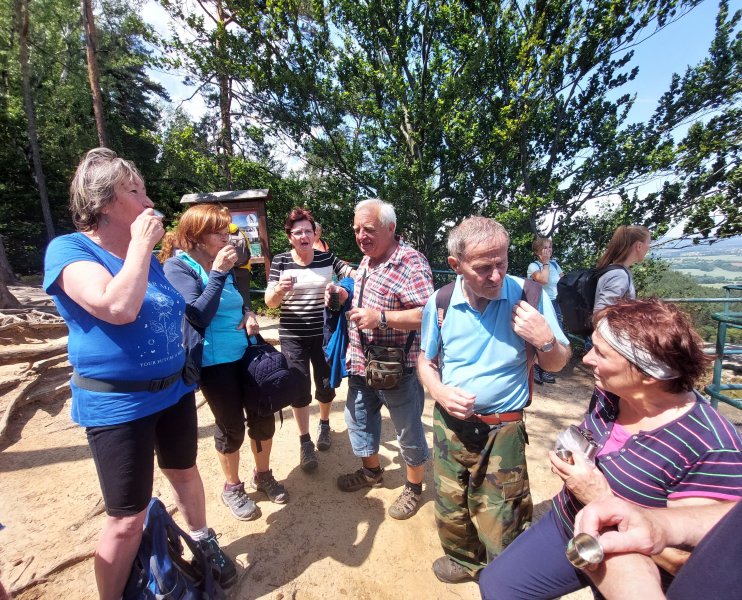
553, 388, 742, 536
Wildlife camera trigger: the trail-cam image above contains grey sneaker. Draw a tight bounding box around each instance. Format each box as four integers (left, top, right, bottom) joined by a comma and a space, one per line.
387, 485, 421, 520
221, 482, 259, 521
196, 528, 238, 588
316, 422, 332, 451
300, 440, 318, 472
337, 466, 384, 492
252, 469, 289, 504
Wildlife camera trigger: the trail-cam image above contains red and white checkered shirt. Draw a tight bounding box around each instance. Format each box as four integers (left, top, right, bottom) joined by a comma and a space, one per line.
346, 243, 434, 375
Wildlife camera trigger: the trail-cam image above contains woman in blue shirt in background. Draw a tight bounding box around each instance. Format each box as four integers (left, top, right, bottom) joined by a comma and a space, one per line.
163, 204, 288, 524
43, 148, 234, 599
527, 236, 564, 384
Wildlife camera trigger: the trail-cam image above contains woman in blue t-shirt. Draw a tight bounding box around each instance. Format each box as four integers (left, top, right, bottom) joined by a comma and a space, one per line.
163, 204, 288, 522
43, 148, 234, 599
527, 236, 564, 384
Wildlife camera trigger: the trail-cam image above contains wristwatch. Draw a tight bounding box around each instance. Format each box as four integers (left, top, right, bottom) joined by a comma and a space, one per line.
539, 336, 556, 353
378, 311, 389, 331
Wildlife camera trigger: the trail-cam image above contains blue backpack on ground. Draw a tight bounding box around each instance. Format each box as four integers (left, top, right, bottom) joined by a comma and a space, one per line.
123, 498, 224, 600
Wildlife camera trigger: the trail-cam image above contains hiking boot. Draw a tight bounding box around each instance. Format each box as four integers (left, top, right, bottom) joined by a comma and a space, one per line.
197, 528, 238, 588
300, 440, 319, 472
387, 485, 421, 520
533, 366, 545, 385
432, 555, 476, 584
316, 422, 332, 451
337, 466, 384, 492
252, 469, 289, 504
221, 483, 259, 521
540, 371, 557, 384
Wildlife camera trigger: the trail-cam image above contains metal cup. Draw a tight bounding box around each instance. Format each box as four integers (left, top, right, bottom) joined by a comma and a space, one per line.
565, 533, 604, 569
152, 209, 164, 219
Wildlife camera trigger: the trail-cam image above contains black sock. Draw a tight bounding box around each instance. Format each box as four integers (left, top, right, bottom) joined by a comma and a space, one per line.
320, 419, 330, 426
406, 481, 422, 495
365, 465, 382, 475
300, 433, 311, 444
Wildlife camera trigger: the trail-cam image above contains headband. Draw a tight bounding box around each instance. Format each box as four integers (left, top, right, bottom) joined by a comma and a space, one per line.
595, 318, 680, 381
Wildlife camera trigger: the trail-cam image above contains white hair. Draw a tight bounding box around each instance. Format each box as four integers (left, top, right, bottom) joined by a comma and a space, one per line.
355, 198, 396, 227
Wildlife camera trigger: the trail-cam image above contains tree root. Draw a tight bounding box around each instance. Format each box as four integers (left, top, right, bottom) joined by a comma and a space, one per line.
10, 549, 95, 596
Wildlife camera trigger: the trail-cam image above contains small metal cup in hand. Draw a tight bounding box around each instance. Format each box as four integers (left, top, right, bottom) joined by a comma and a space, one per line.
152, 209, 164, 219
565, 533, 604, 569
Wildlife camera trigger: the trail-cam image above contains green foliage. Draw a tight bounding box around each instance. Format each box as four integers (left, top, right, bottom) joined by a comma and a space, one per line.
635, 258, 738, 341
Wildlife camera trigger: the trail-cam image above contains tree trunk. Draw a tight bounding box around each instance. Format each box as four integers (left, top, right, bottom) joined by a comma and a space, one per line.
82, 0, 108, 147
18, 0, 55, 242
0, 280, 21, 309
216, 0, 233, 187
0, 235, 17, 286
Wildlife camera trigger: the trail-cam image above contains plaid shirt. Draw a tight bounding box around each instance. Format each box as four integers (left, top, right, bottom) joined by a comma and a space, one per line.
347, 243, 434, 375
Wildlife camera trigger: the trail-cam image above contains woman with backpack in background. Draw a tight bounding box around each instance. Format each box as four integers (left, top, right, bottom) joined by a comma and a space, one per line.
43, 149, 236, 598
527, 236, 564, 384
593, 225, 651, 312
265, 207, 354, 473
162, 204, 289, 523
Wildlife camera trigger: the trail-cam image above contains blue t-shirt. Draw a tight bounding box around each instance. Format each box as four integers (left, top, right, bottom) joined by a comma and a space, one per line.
420, 275, 568, 413
176, 254, 247, 367
43, 233, 193, 426
526, 259, 563, 300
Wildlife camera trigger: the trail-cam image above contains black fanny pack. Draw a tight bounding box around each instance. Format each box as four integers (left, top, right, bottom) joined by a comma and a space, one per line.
72, 370, 183, 393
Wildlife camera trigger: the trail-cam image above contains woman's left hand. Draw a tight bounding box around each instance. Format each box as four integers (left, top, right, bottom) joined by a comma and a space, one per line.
549, 450, 612, 504
238, 311, 260, 335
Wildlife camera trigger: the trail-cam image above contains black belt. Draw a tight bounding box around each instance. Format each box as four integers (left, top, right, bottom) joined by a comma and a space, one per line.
72, 370, 183, 393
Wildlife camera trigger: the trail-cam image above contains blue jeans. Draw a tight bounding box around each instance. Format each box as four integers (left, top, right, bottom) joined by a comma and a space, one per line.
345, 373, 429, 467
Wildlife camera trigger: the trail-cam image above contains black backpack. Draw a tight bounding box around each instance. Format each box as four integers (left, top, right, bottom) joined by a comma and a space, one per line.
123, 498, 224, 600
242, 335, 303, 417
556, 265, 628, 336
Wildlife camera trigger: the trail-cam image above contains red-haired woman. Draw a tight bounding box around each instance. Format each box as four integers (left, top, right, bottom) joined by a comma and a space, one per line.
163, 204, 288, 522
480, 299, 742, 599
265, 207, 353, 472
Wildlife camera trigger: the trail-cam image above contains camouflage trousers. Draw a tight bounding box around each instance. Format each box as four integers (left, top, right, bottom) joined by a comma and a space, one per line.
433, 404, 533, 576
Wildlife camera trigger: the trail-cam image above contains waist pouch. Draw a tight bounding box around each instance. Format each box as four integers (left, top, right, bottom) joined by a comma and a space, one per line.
364, 345, 407, 390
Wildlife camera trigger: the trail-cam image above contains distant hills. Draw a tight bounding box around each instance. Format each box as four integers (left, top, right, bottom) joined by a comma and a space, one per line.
652, 235, 742, 258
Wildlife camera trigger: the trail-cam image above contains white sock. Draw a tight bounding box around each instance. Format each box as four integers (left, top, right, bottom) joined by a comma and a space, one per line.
190, 526, 210, 541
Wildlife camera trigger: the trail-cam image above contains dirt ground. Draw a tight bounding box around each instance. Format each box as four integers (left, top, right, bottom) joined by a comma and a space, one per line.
2, 285, 740, 600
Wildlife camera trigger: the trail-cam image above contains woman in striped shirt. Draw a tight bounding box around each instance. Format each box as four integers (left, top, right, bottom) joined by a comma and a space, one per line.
480, 299, 742, 600
265, 207, 353, 473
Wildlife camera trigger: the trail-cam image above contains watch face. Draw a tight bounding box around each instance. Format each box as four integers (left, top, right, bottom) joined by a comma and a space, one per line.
540, 342, 554, 352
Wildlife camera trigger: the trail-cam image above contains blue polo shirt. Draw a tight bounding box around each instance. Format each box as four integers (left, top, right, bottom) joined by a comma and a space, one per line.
420, 275, 568, 414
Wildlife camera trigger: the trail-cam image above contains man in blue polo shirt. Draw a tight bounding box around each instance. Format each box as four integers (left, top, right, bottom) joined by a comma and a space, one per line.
418, 217, 570, 584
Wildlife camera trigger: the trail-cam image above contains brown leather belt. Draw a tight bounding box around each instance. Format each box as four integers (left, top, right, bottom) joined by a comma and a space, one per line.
465, 411, 523, 426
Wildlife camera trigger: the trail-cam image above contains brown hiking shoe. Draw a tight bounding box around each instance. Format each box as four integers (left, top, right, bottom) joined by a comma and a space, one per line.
432, 556, 477, 584
387, 486, 421, 520
336, 467, 384, 492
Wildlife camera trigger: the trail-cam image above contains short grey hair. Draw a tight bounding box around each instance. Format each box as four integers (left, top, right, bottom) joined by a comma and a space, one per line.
69, 147, 143, 231
447, 216, 510, 260
355, 198, 396, 227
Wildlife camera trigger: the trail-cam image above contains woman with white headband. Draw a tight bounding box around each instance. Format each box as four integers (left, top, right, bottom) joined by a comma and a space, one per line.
480, 299, 742, 600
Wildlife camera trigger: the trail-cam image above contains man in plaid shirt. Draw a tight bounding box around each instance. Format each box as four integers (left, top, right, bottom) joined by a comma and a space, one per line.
333, 198, 433, 520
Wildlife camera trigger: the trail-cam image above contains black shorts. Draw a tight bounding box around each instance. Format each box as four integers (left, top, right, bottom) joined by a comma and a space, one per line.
86, 392, 198, 517
280, 336, 336, 408
200, 358, 276, 454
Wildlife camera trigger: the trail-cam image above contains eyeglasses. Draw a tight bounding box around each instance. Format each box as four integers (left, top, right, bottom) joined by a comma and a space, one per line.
290, 229, 315, 237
